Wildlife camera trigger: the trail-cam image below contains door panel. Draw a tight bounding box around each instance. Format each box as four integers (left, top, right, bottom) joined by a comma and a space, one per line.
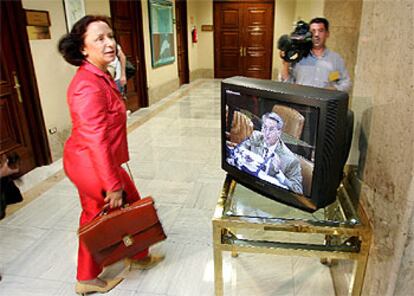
214, 3, 243, 78
214, 2, 274, 79
244, 3, 274, 78
110, 0, 148, 111
220, 52, 241, 70
221, 9, 241, 27
0, 10, 36, 173
221, 32, 240, 48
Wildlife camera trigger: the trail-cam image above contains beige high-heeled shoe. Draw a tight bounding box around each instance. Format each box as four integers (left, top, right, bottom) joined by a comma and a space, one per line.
128, 254, 165, 270
75, 277, 123, 295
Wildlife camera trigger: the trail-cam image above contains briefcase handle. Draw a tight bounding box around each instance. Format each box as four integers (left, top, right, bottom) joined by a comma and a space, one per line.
97, 190, 128, 218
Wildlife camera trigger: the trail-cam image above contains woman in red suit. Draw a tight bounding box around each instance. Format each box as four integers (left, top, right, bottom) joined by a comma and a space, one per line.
58, 15, 163, 295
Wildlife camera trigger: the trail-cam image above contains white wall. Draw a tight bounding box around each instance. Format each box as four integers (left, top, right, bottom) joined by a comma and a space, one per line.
187, 0, 214, 72
295, 0, 324, 23
84, 0, 110, 15
22, 0, 74, 160
272, 0, 297, 79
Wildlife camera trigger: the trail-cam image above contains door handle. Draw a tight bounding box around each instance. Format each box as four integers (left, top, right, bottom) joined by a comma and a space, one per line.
240, 47, 243, 57
12, 72, 23, 104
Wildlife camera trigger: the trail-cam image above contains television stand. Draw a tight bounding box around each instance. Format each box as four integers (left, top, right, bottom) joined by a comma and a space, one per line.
212, 170, 371, 296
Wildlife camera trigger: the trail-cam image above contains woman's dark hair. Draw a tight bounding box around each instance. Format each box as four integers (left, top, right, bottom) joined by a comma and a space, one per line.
310, 17, 329, 32
58, 15, 112, 66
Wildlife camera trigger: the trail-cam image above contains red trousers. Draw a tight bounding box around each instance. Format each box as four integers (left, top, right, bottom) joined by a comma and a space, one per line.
64, 162, 148, 280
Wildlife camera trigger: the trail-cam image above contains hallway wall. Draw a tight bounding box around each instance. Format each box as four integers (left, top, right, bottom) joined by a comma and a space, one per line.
187, 0, 214, 80
22, 0, 75, 161
350, 1, 414, 295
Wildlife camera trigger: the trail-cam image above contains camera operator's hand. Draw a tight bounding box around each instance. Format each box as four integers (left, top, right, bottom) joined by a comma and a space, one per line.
279, 51, 290, 81
104, 189, 123, 209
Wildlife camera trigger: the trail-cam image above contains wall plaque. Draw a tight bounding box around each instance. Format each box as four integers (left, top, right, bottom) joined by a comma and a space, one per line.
201, 25, 213, 32
25, 10, 50, 26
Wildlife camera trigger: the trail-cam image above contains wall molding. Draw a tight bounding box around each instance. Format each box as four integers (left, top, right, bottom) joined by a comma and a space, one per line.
148, 78, 180, 105
190, 68, 214, 81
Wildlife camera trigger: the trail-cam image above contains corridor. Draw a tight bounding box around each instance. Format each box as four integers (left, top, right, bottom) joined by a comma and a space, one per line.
0, 79, 334, 296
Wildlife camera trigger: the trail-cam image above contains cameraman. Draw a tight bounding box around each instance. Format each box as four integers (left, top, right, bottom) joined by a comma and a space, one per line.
279, 17, 351, 93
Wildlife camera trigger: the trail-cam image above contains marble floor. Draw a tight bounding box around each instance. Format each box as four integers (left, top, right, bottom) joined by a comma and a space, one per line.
0, 79, 335, 296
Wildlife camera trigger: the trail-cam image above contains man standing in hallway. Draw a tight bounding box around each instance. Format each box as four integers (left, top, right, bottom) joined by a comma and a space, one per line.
280, 17, 351, 93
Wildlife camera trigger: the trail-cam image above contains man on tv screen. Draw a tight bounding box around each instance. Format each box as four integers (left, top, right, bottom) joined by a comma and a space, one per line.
227, 112, 303, 194
279, 17, 351, 93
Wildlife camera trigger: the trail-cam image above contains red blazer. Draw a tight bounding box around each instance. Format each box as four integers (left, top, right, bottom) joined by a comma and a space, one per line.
64, 62, 128, 192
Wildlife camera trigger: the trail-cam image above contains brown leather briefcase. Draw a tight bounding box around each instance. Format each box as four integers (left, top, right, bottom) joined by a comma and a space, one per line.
78, 196, 166, 267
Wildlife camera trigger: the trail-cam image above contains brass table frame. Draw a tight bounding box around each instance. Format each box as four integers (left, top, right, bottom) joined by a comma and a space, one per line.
212, 175, 372, 296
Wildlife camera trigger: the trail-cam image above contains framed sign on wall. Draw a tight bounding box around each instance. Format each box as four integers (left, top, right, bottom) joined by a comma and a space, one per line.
63, 0, 85, 32
148, 0, 175, 68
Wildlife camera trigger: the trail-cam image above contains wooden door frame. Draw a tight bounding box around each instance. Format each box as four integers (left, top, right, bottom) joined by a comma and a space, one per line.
1, 1, 51, 166
131, 1, 149, 107
109, 0, 149, 108
175, 0, 190, 85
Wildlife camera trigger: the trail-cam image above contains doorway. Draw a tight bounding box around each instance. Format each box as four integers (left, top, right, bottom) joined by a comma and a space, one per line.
0, 1, 51, 175
175, 0, 190, 85
110, 0, 149, 111
213, 1, 274, 79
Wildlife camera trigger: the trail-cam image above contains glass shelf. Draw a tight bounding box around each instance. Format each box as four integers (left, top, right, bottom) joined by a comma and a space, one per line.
222, 174, 361, 227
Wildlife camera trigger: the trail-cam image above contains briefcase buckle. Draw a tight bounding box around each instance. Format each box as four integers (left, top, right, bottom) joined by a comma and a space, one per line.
123, 235, 134, 247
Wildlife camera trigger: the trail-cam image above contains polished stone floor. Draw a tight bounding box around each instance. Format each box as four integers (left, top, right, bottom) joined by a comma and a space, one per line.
0, 79, 335, 295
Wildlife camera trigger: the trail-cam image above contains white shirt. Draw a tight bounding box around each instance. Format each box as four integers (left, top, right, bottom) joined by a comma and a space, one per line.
108, 44, 122, 81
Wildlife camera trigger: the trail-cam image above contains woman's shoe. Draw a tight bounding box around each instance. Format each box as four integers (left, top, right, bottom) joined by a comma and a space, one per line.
75, 277, 123, 295
129, 254, 165, 270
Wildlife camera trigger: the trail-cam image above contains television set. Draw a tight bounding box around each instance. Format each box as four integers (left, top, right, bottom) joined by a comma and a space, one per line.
221, 76, 353, 212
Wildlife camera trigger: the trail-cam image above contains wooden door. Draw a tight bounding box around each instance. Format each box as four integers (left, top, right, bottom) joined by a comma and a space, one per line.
214, 1, 274, 79
0, 1, 51, 174
243, 2, 274, 78
175, 0, 190, 85
214, 2, 244, 78
110, 0, 149, 111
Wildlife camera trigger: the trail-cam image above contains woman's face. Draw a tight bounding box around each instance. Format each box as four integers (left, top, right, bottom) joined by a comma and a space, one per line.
82, 21, 116, 71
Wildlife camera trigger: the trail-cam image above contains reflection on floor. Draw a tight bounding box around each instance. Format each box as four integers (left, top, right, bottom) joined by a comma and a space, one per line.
0, 79, 335, 295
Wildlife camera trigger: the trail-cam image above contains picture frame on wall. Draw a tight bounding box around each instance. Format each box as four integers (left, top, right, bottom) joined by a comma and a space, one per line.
63, 0, 85, 32
148, 0, 175, 68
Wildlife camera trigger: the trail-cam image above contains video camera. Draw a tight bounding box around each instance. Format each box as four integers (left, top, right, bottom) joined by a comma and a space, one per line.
277, 20, 313, 63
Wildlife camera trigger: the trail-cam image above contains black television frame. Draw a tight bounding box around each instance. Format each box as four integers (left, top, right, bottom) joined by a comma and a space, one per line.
221, 76, 349, 212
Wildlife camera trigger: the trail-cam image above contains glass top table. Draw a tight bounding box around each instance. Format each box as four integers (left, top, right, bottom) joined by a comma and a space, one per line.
212, 169, 372, 296
222, 174, 361, 227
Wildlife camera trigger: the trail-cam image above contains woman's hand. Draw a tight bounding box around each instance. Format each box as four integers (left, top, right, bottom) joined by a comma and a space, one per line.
104, 189, 123, 209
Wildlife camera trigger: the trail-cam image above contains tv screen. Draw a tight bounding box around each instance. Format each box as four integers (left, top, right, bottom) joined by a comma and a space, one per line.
221, 76, 351, 212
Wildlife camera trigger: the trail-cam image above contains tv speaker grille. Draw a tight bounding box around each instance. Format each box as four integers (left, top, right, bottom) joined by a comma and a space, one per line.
320, 100, 339, 190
